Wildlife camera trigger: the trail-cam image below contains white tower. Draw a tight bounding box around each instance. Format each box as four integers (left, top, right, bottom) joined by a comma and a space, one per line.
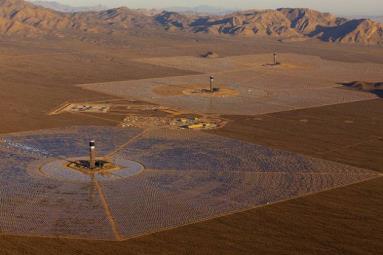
89, 140, 96, 169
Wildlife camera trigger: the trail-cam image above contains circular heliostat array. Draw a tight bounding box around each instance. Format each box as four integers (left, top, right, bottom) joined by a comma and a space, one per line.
36, 157, 144, 182
0, 126, 377, 241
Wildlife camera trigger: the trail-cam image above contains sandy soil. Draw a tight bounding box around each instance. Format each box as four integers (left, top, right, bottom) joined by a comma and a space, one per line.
0, 38, 196, 134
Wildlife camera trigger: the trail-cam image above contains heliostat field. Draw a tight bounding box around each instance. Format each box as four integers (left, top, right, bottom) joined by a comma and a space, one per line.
81, 53, 383, 115
0, 126, 378, 241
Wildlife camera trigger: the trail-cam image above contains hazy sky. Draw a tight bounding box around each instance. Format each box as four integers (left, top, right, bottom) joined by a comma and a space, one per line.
31, 0, 383, 15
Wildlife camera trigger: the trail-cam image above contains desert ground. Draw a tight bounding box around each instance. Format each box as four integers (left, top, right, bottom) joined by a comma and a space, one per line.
80, 53, 383, 115
0, 33, 383, 254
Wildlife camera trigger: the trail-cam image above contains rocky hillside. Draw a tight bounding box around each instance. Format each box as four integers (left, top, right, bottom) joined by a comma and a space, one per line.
0, 0, 157, 35
342, 81, 383, 97
0, 0, 84, 36
1, 0, 382, 45
155, 8, 383, 45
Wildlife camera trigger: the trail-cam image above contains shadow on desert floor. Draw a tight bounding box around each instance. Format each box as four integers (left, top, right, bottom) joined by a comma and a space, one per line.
339, 81, 383, 98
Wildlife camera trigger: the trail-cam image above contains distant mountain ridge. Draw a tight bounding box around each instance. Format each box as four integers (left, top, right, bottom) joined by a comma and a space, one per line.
1, 0, 382, 45
31, 1, 108, 12
348, 15, 383, 23
164, 5, 237, 15
373, 16, 383, 23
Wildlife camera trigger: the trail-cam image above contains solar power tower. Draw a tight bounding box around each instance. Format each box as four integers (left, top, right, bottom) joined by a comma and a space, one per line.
89, 140, 96, 169
210, 75, 214, 92
273, 52, 278, 65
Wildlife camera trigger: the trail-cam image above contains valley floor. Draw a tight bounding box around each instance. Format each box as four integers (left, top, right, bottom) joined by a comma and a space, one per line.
0, 35, 382, 254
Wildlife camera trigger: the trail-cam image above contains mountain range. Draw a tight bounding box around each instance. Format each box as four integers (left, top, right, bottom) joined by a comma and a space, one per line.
349, 15, 383, 23
1, 0, 382, 45
30, 1, 237, 15
31, 1, 108, 13
164, 5, 237, 15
